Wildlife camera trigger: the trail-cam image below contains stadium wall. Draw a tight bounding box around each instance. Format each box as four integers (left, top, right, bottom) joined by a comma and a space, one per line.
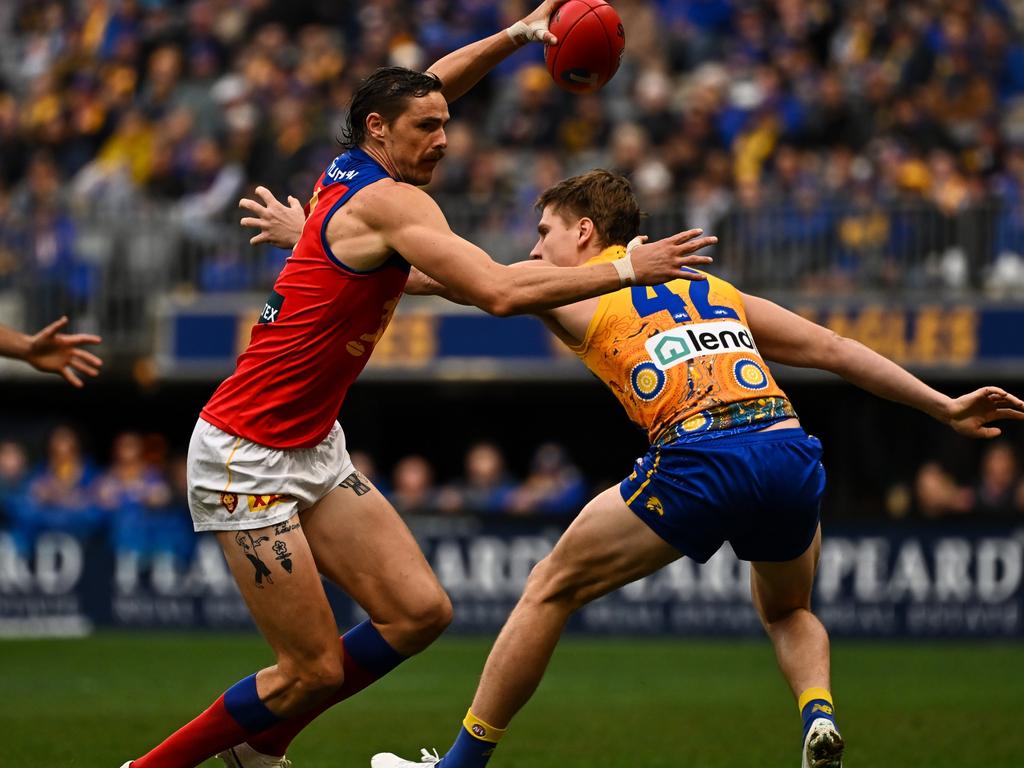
1, 519, 1021, 639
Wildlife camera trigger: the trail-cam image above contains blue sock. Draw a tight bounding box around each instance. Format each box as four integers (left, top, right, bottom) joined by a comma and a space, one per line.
438, 710, 506, 768
224, 673, 280, 732
343, 619, 406, 675
798, 687, 836, 740
245, 620, 408, 756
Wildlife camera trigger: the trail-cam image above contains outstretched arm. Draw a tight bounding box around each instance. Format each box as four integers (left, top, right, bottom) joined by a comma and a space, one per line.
0, 317, 103, 387
377, 184, 715, 316
243, 184, 719, 314
743, 293, 1024, 437
428, 0, 567, 103
405, 267, 471, 304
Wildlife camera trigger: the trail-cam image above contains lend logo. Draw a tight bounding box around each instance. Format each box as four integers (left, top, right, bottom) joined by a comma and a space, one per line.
645, 320, 759, 371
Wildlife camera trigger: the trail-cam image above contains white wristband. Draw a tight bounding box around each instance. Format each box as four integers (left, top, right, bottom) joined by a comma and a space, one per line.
611, 254, 636, 287
506, 19, 549, 46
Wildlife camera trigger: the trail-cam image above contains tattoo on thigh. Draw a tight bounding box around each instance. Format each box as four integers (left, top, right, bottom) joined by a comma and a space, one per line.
234, 531, 274, 588
272, 539, 294, 573
273, 521, 300, 536
339, 470, 371, 496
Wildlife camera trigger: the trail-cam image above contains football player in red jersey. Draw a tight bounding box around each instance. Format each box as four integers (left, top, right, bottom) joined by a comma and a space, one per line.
0, 317, 102, 387
121, 3, 719, 768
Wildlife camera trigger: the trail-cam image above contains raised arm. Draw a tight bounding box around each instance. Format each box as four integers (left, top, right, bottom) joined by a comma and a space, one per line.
427, 0, 567, 103
376, 184, 715, 316
0, 317, 103, 387
743, 293, 1024, 438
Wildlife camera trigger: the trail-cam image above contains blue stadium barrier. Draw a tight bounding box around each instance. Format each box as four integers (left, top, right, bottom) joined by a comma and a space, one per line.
1, 519, 1020, 639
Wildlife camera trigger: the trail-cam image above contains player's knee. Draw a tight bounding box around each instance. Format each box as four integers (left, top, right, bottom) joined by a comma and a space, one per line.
418, 588, 454, 639
395, 586, 453, 651
524, 555, 590, 613
760, 603, 811, 631
283, 651, 345, 704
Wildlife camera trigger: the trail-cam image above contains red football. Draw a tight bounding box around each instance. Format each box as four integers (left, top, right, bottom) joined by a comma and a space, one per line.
544, 0, 625, 94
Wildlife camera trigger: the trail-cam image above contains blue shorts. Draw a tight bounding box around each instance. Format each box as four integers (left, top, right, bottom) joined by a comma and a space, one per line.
619, 428, 825, 563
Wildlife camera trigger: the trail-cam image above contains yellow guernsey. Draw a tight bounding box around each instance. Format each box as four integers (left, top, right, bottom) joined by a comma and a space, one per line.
569, 247, 796, 444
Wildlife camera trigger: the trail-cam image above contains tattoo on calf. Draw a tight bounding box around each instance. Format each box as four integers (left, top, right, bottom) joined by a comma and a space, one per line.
234, 531, 274, 588
339, 470, 371, 496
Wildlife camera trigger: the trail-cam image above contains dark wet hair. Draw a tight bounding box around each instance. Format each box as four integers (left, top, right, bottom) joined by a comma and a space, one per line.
340, 67, 443, 149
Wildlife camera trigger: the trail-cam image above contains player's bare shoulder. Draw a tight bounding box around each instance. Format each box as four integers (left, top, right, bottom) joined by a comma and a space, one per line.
322, 177, 416, 271
358, 179, 447, 232
355, 181, 465, 274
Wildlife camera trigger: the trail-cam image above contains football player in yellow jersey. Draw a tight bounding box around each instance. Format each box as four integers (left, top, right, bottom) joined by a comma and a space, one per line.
242, 172, 1024, 768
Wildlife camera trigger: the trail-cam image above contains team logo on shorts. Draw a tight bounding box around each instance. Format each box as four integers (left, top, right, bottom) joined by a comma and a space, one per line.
645, 496, 664, 516
248, 494, 288, 512
219, 492, 238, 514
733, 359, 769, 391
471, 724, 487, 738
631, 362, 666, 401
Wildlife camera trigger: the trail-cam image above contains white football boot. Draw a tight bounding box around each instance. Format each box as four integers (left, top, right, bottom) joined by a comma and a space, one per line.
371, 747, 442, 767
217, 742, 292, 768
801, 718, 844, 768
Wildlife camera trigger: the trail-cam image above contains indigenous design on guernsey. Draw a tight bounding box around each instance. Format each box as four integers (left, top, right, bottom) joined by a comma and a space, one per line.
568, 246, 796, 444
201, 149, 410, 449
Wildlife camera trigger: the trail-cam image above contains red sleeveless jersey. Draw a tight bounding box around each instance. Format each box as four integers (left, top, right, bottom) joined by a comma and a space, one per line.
201, 149, 409, 448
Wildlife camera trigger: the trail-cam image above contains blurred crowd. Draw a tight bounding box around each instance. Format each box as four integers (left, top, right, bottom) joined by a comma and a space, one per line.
2, 423, 1021, 562
0, 427, 193, 561
889, 439, 1024, 519
0, 426, 593, 560
0, 0, 1023, 303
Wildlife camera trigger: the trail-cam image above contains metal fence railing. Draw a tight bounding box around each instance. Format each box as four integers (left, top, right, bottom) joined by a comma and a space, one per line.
2, 198, 1023, 360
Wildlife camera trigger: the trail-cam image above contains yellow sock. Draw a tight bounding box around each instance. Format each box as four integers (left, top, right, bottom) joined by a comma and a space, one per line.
798, 687, 833, 714
462, 709, 508, 744
443, 709, 508, 767
798, 687, 836, 738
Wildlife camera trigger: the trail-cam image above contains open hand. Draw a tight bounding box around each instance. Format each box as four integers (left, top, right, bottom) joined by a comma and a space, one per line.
239, 186, 305, 248
945, 386, 1024, 438
628, 230, 717, 285
25, 316, 103, 388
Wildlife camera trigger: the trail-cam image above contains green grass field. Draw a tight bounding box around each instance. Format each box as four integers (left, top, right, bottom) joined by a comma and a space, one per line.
4, 634, 1023, 767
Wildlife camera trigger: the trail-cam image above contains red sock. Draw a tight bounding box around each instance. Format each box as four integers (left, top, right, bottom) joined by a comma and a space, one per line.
244, 635, 379, 756
132, 695, 255, 768
133, 674, 279, 768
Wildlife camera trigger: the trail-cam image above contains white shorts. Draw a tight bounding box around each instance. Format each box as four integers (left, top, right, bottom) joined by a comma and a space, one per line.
187, 418, 356, 532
